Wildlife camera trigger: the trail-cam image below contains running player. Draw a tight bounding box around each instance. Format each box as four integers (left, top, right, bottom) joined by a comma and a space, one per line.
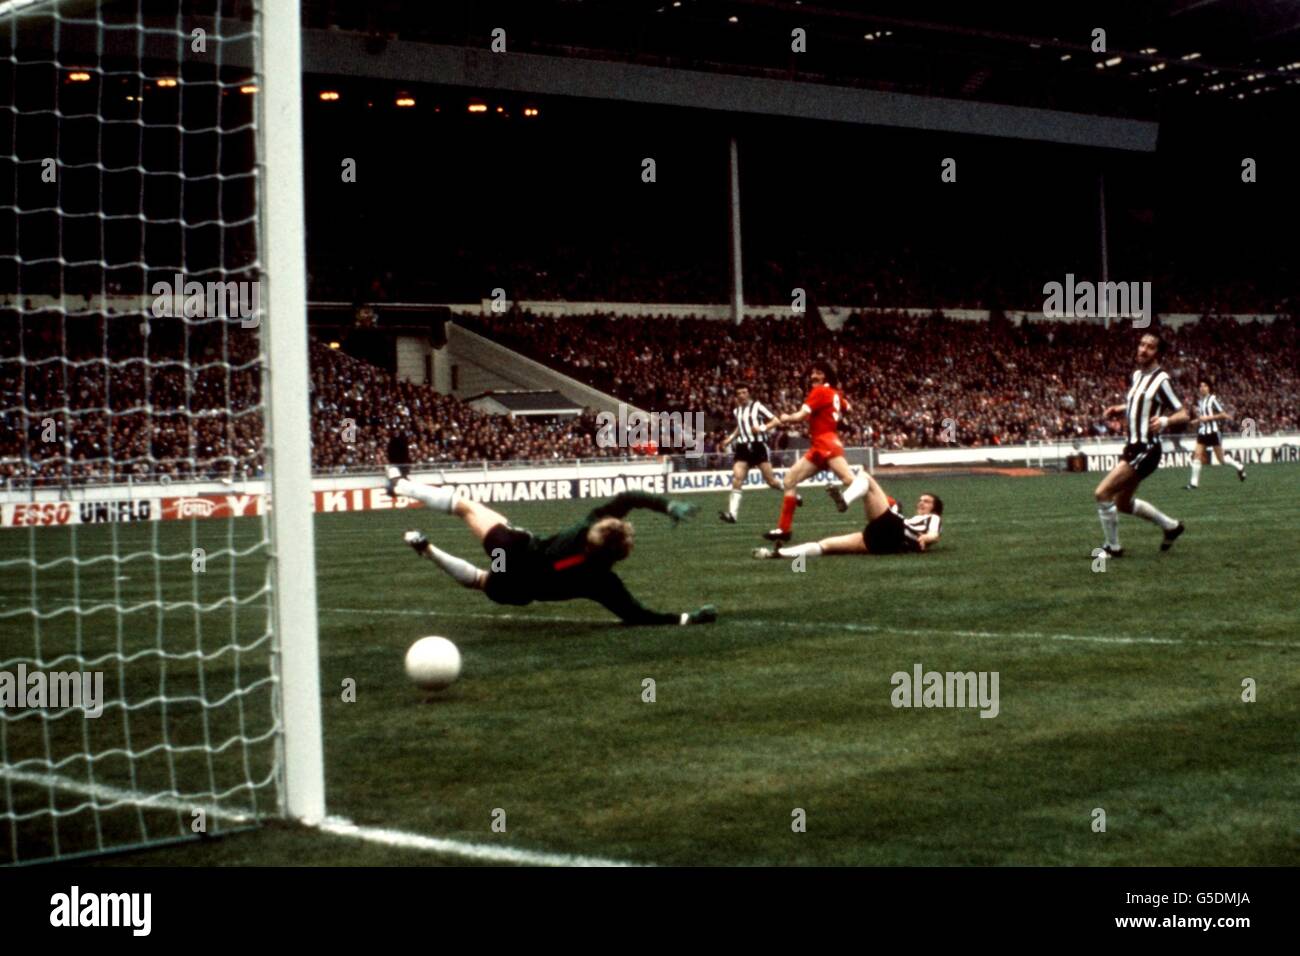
718, 384, 798, 523
1186, 378, 1247, 489
1094, 332, 1190, 557
758, 362, 856, 542
752, 471, 942, 559
382, 439, 717, 626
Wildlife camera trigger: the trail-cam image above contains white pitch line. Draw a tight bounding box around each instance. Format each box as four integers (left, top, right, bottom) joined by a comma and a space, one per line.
0, 768, 639, 867
316, 818, 637, 867
320, 606, 1300, 650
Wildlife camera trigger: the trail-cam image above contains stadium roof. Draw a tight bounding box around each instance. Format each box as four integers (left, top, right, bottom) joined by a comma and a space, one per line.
302, 0, 1300, 119
467, 390, 585, 417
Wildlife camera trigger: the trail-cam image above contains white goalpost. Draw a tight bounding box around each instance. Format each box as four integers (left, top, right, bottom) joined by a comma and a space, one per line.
0, 0, 323, 864
259, 0, 324, 827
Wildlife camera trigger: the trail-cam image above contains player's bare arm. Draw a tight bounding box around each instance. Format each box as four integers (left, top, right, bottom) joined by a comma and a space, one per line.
767, 407, 810, 429
1148, 407, 1191, 433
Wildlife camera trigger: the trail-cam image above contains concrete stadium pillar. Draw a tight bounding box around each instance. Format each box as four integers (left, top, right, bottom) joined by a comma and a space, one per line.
729, 135, 744, 325
1098, 172, 1110, 329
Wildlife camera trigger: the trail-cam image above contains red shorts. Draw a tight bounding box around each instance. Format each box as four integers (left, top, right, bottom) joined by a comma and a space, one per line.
803, 434, 845, 469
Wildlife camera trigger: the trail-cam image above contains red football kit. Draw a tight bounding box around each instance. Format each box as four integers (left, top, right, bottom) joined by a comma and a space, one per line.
801, 383, 846, 469
771, 384, 848, 536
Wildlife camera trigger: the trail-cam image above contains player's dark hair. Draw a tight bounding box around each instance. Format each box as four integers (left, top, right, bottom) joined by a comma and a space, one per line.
814, 361, 839, 387
1200, 377, 1213, 389
924, 493, 944, 516
1142, 331, 1167, 356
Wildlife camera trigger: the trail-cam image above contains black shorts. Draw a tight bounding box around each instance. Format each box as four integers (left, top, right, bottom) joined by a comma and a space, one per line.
1196, 432, 1221, 448
1120, 441, 1162, 480
733, 441, 769, 466
481, 524, 536, 606
863, 510, 919, 555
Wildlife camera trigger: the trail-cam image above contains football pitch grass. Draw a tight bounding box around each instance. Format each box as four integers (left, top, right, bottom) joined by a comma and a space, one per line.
5, 464, 1298, 866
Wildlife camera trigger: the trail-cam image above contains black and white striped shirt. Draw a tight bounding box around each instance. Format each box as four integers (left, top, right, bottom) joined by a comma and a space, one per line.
733, 400, 776, 444
904, 513, 942, 545
1125, 367, 1182, 443
1196, 394, 1225, 436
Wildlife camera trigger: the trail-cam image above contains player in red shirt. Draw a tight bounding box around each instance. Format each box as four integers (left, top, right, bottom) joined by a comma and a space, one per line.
758, 362, 859, 541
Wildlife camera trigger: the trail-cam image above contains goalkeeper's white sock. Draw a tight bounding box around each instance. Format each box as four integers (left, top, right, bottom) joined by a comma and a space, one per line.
777, 542, 824, 559
840, 474, 871, 507
1189, 461, 1201, 487
424, 541, 485, 588
1097, 501, 1120, 549
395, 478, 455, 513
728, 490, 742, 517
1131, 498, 1178, 532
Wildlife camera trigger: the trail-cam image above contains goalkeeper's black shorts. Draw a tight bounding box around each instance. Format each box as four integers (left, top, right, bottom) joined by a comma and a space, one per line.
481, 524, 537, 605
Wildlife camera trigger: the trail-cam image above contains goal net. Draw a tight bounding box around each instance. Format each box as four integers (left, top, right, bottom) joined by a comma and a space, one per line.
0, 0, 322, 865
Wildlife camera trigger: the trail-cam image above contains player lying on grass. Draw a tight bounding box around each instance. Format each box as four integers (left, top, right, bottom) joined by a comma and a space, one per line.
383, 440, 717, 627
752, 472, 943, 559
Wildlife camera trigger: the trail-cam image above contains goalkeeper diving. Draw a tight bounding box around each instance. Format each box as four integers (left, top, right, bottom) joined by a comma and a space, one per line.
383, 439, 718, 627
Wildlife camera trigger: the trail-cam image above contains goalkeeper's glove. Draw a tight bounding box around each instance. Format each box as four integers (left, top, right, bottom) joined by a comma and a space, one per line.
666, 500, 698, 524
685, 604, 717, 625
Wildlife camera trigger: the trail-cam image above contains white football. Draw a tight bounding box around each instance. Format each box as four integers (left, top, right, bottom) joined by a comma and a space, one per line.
404, 636, 462, 691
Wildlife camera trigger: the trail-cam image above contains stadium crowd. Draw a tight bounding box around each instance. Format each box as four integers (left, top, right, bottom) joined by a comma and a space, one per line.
4, 309, 1296, 486
473, 310, 1300, 451
308, 243, 1297, 319
308, 341, 614, 471
0, 317, 614, 485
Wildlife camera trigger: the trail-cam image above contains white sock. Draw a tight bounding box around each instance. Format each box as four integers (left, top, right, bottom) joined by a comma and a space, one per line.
1132, 498, 1178, 532
840, 474, 871, 506
1097, 501, 1120, 549
777, 542, 824, 559
1189, 461, 1201, 486
425, 542, 484, 588
728, 490, 742, 517
1226, 456, 1244, 473
395, 478, 455, 513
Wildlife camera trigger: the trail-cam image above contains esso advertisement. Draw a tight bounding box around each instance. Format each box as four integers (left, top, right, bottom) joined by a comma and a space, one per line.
3, 501, 75, 527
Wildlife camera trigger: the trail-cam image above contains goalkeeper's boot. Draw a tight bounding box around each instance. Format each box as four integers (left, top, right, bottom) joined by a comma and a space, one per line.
763, 528, 791, 542
751, 547, 779, 560
718, 511, 737, 524
403, 530, 431, 558
1160, 522, 1185, 552
826, 485, 848, 513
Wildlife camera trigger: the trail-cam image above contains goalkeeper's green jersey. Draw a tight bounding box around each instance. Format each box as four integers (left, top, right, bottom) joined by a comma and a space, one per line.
481, 491, 681, 626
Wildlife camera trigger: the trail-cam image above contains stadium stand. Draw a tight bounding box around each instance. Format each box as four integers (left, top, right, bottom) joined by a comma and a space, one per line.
470, 311, 1300, 449
0, 317, 617, 485
6, 308, 1294, 485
